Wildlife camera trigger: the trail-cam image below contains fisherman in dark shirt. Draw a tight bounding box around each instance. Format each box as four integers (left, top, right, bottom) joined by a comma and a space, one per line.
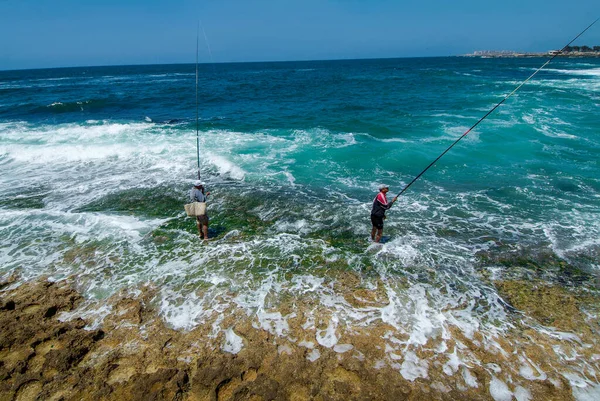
371, 184, 398, 242
190, 180, 210, 240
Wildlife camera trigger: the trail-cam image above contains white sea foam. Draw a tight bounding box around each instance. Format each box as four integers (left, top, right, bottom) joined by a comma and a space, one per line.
306, 349, 321, 362
333, 132, 357, 147
573, 382, 600, 401
462, 367, 479, 388
518, 355, 547, 381
489, 376, 512, 401
400, 351, 428, 381
160, 291, 207, 331
277, 344, 293, 355
206, 154, 246, 180
443, 347, 462, 375
223, 327, 244, 354
562, 371, 592, 388
58, 302, 113, 330
505, 76, 600, 93
289, 275, 325, 294
514, 386, 532, 401
0, 209, 165, 274
333, 344, 354, 353
369, 135, 409, 143
255, 311, 290, 337
283, 171, 296, 186
375, 239, 421, 265
544, 67, 600, 77
533, 124, 578, 139
431, 113, 478, 120
298, 340, 314, 349
316, 315, 339, 348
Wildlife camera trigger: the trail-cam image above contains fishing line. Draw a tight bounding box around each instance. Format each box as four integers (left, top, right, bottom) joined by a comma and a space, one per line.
201, 21, 215, 68
396, 18, 599, 198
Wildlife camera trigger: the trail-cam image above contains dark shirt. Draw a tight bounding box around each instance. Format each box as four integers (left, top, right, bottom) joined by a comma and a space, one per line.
371, 192, 392, 217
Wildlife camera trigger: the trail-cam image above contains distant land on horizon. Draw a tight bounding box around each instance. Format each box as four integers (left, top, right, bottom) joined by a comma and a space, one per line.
463, 45, 600, 58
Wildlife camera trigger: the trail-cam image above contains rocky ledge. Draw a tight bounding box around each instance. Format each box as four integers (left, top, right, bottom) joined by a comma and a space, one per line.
1, 274, 598, 401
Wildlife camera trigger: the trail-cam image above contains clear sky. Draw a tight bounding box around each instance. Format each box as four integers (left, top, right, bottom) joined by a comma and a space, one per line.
1, 0, 599, 70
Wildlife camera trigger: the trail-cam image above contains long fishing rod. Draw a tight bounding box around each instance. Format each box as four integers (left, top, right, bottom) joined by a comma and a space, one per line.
195, 21, 215, 180
396, 18, 599, 198
196, 22, 201, 180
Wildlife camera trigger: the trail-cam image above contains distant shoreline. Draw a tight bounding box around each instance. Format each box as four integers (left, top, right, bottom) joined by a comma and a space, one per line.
462, 50, 600, 58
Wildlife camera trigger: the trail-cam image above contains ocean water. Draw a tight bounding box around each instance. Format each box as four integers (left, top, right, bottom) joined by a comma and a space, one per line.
1, 57, 600, 396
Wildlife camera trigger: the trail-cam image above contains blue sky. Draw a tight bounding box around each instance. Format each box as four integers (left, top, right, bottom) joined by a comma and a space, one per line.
1, 0, 599, 70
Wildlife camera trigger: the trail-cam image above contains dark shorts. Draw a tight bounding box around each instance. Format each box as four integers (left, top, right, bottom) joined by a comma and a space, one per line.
196, 215, 209, 224
371, 215, 384, 230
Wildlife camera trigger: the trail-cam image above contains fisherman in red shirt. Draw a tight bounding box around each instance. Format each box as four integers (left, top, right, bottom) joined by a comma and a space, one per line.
370, 184, 398, 242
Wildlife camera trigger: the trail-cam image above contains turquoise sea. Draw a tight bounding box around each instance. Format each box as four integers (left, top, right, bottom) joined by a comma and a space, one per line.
1, 57, 600, 397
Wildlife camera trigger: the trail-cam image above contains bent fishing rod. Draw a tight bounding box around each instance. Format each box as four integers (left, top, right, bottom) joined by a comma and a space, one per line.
396, 18, 599, 199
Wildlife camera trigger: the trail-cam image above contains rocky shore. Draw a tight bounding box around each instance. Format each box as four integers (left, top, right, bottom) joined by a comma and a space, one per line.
1, 270, 599, 401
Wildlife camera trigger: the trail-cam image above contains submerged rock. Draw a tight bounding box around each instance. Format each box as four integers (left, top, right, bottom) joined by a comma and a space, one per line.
495, 280, 588, 333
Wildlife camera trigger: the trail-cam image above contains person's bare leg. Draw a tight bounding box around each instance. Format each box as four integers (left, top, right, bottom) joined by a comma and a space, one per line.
196, 218, 203, 238
371, 226, 377, 241
375, 228, 383, 243
202, 223, 208, 240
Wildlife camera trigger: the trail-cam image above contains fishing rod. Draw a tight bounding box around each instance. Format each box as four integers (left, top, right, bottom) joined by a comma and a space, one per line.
196, 22, 201, 180
396, 18, 599, 199
194, 21, 215, 180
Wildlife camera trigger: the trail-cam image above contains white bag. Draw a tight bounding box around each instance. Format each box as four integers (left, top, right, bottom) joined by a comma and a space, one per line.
184, 202, 206, 217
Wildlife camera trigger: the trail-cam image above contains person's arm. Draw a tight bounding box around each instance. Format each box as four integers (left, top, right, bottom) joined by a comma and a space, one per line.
380, 203, 391, 210
376, 194, 394, 210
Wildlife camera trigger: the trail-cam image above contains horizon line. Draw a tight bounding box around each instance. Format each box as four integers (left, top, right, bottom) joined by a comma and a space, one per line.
0, 54, 464, 73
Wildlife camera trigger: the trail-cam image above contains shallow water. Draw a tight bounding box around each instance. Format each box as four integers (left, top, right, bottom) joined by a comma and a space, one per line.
1, 57, 600, 398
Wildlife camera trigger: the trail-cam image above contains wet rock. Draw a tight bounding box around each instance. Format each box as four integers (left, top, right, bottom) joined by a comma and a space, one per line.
1, 277, 597, 400
495, 280, 588, 333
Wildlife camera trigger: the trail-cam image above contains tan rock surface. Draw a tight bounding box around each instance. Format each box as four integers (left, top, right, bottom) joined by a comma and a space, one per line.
1, 276, 595, 400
